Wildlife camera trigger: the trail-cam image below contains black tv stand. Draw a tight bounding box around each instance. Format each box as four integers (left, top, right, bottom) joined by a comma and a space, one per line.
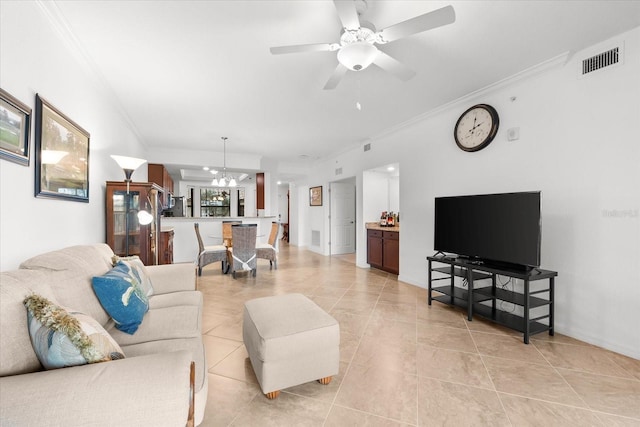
427, 256, 558, 344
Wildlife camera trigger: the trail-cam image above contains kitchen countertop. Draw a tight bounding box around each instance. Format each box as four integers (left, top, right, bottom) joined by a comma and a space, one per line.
365, 222, 400, 232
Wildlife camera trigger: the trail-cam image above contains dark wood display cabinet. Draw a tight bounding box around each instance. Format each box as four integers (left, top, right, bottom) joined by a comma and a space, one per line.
367, 229, 399, 274
106, 181, 163, 266
427, 256, 557, 343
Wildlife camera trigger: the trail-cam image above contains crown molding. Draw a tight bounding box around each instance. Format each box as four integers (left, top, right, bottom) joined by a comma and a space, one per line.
35, 0, 146, 147
367, 52, 570, 143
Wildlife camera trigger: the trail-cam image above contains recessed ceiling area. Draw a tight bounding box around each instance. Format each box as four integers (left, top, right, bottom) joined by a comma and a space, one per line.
165, 164, 255, 185
44, 1, 640, 169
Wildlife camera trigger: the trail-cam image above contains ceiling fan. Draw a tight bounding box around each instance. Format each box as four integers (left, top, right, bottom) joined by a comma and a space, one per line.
269, 0, 455, 90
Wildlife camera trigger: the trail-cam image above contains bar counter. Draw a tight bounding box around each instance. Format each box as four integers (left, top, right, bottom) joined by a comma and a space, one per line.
365, 222, 400, 232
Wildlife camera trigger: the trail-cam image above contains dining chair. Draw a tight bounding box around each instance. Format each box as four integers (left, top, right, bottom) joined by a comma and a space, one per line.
227, 224, 257, 279
194, 223, 227, 276
256, 221, 280, 269
222, 220, 242, 248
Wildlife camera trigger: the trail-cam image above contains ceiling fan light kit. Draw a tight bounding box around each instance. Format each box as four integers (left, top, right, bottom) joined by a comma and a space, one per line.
337, 41, 378, 71
269, 1, 456, 89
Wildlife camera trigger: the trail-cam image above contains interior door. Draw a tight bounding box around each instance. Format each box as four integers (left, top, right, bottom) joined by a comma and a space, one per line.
330, 182, 356, 255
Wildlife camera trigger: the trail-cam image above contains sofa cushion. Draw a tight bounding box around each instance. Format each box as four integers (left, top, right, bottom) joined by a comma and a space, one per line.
24, 294, 125, 370
146, 263, 197, 294
0, 270, 59, 376
148, 290, 202, 310
0, 351, 193, 427
20, 245, 115, 325
92, 263, 149, 334
121, 336, 206, 393
106, 303, 201, 347
119, 338, 209, 424
20, 244, 114, 276
112, 255, 154, 297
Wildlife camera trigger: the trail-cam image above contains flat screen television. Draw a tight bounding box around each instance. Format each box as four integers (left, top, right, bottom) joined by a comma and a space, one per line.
434, 191, 541, 270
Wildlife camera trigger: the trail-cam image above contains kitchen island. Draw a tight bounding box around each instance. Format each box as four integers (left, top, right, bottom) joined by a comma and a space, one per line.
162, 216, 277, 263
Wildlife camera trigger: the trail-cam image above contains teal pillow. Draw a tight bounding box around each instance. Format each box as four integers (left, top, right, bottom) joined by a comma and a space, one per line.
111, 255, 154, 297
92, 262, 149, 334
24, 294, 125, 370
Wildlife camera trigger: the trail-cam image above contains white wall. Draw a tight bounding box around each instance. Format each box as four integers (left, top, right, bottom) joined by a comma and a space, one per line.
389, 175, 399, 213
363, 170, 400, 222
304, 28, 640, 358
363, 171, 390, 224
0, 2, 146, 270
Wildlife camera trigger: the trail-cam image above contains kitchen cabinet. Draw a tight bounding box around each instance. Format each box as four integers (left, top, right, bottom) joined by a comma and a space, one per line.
367, 230, 383, 270
367, 228, 399, 274
148, 163, 174, 209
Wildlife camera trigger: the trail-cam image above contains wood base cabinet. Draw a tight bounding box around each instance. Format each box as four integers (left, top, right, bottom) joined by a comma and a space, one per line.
367, 229, 399, 274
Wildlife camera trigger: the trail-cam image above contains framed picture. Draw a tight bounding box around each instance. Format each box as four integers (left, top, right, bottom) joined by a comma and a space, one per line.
0, 88, 31, 165
310, 185, 322, 206
35, 94, 90, 202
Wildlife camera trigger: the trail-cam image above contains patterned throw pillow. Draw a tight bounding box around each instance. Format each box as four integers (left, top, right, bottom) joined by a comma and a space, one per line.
24, 294, 125, 370
92, 262, 149, 334
111, 255, 154, 297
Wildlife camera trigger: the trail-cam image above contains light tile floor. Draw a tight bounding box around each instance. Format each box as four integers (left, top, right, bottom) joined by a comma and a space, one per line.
197, 244, 640, 426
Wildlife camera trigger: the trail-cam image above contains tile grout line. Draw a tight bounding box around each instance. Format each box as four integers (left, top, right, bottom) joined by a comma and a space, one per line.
322, 274, 395, 426
468, 325, 515, 426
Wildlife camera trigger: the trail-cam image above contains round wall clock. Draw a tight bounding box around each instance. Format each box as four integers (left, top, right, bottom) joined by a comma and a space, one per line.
454, 104, 499, 152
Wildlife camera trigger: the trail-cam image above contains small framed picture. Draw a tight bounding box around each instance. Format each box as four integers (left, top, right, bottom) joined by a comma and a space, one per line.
310, 186, 322, 206
35, 94, 90, 202
0, 88, 31, 165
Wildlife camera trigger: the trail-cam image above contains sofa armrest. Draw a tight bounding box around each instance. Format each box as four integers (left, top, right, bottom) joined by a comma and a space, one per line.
146, 263, 196, 294
0, 351, 193, 427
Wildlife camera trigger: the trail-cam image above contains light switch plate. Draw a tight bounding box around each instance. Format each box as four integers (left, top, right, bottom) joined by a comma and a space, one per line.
507, 127, 520, 141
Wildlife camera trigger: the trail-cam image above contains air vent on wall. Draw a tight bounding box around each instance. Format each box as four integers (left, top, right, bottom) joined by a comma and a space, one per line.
363, 143, 371, 152
335, 167, 343, 176
581, 46, 621, 76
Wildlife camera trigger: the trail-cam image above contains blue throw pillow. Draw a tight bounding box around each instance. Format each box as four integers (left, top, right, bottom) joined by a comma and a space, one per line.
111, 255, 154, 297
92, 262, 149, 334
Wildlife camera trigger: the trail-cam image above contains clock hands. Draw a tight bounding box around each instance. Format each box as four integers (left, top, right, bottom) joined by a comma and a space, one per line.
468, 120, 485, 134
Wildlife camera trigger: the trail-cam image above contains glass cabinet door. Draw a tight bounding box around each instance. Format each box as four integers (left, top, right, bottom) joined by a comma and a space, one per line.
112, 190, 142, 257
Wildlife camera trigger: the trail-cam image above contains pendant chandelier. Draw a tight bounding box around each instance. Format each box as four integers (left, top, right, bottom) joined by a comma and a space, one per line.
211, 136, 236, 187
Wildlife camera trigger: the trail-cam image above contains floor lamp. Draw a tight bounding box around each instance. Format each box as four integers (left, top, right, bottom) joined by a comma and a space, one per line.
110, 155, 152, 256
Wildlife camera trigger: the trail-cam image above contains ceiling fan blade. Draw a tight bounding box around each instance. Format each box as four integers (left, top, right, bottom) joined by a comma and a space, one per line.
270, 43, 334, 55
323, 63, 348, 90
373, 51, 416, 81
377, 5, 455, 43
333, 0, 360, 30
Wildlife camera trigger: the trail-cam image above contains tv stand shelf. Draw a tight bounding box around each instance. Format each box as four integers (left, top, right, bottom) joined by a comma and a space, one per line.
427, 256, 558, 344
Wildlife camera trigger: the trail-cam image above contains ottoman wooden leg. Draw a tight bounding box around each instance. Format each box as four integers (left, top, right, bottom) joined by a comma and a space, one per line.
265, 390, 280, 399
318, 376, 332, 385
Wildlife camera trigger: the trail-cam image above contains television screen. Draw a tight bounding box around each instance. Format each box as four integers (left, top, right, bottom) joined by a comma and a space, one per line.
434, 191, 541, 268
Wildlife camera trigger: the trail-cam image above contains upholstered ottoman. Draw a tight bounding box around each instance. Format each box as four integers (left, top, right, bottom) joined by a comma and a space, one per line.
242, 293, 340, 399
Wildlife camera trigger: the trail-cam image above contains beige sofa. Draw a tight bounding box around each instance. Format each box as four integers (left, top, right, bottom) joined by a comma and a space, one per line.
0, 244, 208, 426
